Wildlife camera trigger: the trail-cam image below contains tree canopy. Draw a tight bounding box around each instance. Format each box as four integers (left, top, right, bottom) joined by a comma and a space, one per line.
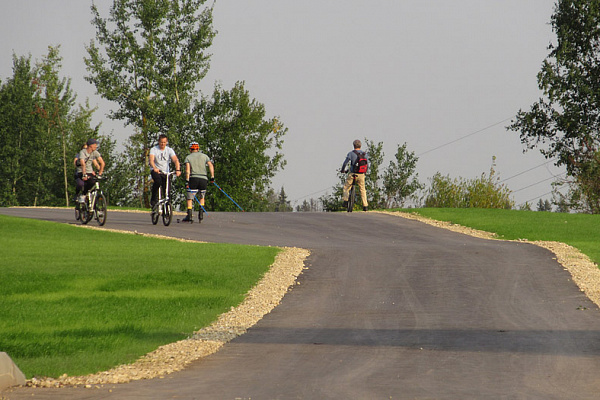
193, 81, 287, 211
0, 48, 109, 207
508, 0, 600, 212
85, 0, 216, 206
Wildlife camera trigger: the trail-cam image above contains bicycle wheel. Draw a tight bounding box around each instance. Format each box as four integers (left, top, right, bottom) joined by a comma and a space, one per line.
162, 201, 172, 226
151, 203, 159, 225
347, 185, 355, 212
81, 202, 92, 224
75, 203, 80, 221
95, 192, 107, 226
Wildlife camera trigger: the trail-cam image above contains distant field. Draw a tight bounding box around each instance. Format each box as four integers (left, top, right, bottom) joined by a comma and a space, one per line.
0, 214, 279, 378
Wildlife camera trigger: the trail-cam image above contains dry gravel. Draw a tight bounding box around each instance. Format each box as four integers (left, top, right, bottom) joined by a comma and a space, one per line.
24, 211, 600, 389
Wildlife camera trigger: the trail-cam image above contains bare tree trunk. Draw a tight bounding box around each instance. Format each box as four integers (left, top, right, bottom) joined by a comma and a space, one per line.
55, 102, 69, 207
142, 112, 150, 208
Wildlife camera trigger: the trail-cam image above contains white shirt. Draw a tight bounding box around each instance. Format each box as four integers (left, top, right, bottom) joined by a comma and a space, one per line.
150, 145, 176, 173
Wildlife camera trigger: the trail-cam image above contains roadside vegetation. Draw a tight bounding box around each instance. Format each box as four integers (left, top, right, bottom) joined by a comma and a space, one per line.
0, 214, 279, 378
396, 208, 600, 266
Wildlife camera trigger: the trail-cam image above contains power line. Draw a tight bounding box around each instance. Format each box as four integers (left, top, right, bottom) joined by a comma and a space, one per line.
498, 159, 557, 183
512, 172, 565, 193
417, 117, 513, 157
523, 190, 555, 205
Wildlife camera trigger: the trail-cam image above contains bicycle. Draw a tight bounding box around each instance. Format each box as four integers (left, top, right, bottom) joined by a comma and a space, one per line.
78, 176, 107, 226
151, 171, 176, 226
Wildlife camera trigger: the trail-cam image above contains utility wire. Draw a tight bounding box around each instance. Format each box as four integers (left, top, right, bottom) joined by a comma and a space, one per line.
522, 189, 562, 205
512, 172, 566, 193
498, 158, 557, 183
417, 117, 513, 157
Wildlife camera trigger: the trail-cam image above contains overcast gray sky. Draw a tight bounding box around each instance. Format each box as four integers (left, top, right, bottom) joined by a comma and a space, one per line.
1, 0, 562, 208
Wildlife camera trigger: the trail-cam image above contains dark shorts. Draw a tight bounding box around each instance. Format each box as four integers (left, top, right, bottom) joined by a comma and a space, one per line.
187, 177, 208, 200
188, 177, 208, 191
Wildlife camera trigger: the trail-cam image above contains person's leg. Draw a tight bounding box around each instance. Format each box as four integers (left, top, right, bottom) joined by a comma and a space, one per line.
150, 171, 162, 206
342, 174, 354, 202
357, 174, 368, 209
198, 179, 208, 206
75, 175, 84, 197
184, 178, 201, 221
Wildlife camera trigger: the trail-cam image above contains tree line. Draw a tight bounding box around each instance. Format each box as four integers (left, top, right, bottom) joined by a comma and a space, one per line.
3, 0, 599, 213
1, 0, 286, 211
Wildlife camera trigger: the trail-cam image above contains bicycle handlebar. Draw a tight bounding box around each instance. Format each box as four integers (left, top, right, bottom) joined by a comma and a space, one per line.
159, 171, 178, 177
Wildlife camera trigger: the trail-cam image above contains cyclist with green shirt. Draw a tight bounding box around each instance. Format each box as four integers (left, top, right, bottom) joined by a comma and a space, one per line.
183, 142, 214, 222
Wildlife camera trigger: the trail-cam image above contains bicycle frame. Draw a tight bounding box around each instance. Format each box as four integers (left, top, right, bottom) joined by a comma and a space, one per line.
152, 171, 176, 226
155, 171, 176, 213
80, 176, 107, 225
88, 181, 100, 211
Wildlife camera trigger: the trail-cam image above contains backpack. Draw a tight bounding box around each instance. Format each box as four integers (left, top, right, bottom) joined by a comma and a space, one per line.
353, 150, 368, 173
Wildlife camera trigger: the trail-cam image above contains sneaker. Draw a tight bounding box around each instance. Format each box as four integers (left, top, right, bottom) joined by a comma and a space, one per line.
78, 195, 86, 203
363, 206, 368, 211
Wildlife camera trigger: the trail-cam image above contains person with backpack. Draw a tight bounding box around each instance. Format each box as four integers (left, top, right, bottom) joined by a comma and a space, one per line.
341, 139, 369, 211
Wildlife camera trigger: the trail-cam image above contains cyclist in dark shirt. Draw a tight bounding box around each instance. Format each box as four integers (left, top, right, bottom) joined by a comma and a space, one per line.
341, 139, 369, 211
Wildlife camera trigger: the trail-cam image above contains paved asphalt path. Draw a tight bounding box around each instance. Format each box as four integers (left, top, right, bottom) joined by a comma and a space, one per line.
3, 208, 600, 399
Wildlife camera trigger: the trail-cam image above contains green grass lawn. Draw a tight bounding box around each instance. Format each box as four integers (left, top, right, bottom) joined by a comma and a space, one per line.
0, 214, 280, 378
396, 208, 600, 266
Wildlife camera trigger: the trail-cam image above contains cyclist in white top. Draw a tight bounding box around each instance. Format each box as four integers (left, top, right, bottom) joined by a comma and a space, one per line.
149, 134, 181, 207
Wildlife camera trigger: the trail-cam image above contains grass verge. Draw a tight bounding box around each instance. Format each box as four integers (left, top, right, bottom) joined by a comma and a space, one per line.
395, 208, 600, 266
0, 214, 279, 378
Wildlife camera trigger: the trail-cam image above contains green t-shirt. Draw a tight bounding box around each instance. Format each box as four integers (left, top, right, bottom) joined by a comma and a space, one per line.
184, 152, 210, 178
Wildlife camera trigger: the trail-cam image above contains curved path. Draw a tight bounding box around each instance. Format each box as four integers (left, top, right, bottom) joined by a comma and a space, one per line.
3, 208, 600, 399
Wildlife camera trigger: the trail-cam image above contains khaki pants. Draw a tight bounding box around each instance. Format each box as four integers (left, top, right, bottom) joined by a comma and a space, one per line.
343, 173, 368, 206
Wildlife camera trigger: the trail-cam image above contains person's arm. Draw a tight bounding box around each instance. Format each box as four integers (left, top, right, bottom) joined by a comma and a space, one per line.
97, 156, 105, 176
185, 162, 191, 181
172, 155, 181, 177
207, 161, 215, 181
82, 157, 89, 180
341, 156, 351, 173
149, 153, 159, 173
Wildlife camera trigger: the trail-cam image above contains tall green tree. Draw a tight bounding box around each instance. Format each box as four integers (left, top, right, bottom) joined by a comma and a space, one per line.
382, 142, 424, 208
0, 55, 41, 206
85, 0, 216, 207
0, 50, 110, 207
192, 81, 287, 211
33, 46, 78, 206
508, 0, 600, 212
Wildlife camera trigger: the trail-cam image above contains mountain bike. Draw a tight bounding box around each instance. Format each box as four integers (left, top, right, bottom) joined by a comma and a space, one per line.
346, 173, 358, 212
79, 176, 107, 226
151, 171, 176, 226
